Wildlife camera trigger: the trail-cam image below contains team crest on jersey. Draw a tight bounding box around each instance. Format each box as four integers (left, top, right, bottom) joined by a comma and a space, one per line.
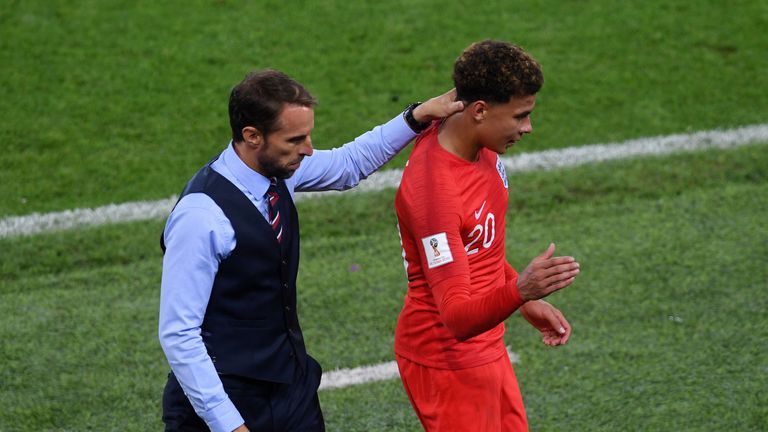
421, 232, 453, 268
496, 155, 508, 189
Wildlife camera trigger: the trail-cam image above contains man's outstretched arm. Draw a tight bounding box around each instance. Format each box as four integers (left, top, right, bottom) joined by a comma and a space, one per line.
290, 89, 463, 192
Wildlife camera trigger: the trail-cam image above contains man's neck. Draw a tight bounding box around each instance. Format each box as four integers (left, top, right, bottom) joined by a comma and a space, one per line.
233, 141, 266, 176
437, 113, 482, 162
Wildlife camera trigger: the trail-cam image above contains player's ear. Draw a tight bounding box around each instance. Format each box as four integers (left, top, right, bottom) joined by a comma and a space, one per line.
469, 101, 488, 123
242, 126, 265, 149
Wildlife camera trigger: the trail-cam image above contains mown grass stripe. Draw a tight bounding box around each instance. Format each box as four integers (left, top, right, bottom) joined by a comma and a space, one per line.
2, 123, 767, 238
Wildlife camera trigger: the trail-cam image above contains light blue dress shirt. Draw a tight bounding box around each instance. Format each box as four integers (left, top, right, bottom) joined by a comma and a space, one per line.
158, 113, 415, 432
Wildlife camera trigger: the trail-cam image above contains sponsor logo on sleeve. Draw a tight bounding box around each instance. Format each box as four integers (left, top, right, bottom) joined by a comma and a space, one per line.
421, 232, 453, 268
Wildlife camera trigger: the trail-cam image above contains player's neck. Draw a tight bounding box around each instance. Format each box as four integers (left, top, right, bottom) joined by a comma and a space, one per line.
437, 113, 482, 162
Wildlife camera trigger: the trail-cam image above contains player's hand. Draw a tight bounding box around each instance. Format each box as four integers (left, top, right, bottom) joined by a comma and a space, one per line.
516, 243, 579, 301
412, 88, 465, 123
232, 424, 249, 432
520, 300, 571, 346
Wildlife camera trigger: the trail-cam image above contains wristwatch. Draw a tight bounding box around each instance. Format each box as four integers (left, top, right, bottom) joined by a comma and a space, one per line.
403, 102, 431, 133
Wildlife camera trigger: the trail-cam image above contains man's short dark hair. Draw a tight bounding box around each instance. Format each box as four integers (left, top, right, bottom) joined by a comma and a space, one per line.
228, 69, 317, 142
453, 40, 543, 104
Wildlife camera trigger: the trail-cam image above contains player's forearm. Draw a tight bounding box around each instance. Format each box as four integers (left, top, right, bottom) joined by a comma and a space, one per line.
504, 260, 518, 284
435, 276, 526, 342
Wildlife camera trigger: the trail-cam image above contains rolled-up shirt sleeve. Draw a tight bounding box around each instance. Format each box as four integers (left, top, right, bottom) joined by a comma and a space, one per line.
158, 193, 244, 432
289, 113, 416, 192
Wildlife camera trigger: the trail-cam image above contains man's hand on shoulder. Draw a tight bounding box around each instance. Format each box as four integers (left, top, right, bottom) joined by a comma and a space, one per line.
233, 424, 249, 432
412, 88, 465, 123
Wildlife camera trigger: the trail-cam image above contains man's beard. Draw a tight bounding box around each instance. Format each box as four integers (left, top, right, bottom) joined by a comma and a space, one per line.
257, 152, 298, 180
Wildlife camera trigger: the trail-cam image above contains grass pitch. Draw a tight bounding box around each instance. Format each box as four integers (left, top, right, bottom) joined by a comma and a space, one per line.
1, 0, 767, 430
2, 144, 766, 430
1, 0, 767, 216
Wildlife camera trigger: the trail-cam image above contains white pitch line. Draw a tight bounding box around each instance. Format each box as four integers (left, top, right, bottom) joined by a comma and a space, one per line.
0, 197, 180, 239
500, 123, 768, 173
2, 123, 767, 238
319, 359, 399, 391
319, 347, 520, 391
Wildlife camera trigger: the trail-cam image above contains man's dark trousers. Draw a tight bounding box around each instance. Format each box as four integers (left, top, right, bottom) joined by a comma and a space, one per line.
162, 356, 324, 431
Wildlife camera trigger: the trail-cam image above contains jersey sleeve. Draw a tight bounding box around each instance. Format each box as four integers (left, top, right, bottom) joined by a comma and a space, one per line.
399, 165, 470, 286
505, 260, 519, 285
399, 165, 525, 342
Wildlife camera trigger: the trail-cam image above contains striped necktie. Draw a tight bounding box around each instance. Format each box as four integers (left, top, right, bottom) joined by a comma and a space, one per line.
266, 178, 283, 243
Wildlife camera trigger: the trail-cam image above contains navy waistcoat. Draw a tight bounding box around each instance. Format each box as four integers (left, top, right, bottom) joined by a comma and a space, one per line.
161, 160, 306, 384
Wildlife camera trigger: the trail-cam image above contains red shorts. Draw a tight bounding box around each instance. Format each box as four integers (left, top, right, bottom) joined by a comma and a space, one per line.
396, 351, 528, 432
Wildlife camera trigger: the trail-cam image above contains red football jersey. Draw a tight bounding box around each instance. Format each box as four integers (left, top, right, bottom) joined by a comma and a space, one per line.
394, 123, 523, 370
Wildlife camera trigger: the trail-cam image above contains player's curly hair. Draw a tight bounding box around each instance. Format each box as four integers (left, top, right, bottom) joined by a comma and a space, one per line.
453, 40, 543, 104
229, 69, 317, 142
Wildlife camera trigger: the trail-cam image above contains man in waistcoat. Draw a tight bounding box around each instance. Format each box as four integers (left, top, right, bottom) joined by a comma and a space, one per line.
158, 69, 464, 432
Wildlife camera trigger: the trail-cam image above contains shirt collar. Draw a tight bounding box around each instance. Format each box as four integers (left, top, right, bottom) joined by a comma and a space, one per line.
222, 142, 272, 199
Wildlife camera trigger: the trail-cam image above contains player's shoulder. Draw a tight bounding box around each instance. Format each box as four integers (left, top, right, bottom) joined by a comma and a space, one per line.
476, 148, 509, 189
407, 127, 455, 171
401, 150, 455, 189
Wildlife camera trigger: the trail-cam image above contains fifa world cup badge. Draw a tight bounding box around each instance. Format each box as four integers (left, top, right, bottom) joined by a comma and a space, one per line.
429, 238, 441, 257
422, 232, 453, 268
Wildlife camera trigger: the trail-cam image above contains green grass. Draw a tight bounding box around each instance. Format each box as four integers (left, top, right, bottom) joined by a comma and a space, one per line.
2, 0, 767, 216
2, 1, 767, 430
1, 144, 766, 430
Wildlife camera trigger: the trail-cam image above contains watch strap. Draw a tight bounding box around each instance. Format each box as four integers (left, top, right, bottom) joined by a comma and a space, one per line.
403, 102, 430, 133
